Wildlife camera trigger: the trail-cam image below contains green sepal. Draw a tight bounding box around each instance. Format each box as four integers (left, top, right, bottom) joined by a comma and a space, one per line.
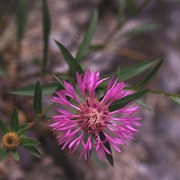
10, 107, 19, 132
0, 120, 9, 135
17, 124, 28, 135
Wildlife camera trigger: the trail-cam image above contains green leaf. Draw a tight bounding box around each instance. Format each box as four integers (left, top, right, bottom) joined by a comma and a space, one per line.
124, 23, 162, 37
55, 40, 84, 75
17, 124, 28, 135
109, 89, 149, 111
42, 0, 51, 71
136, 60, 163, 88
12, 150, 20, 161
0, 120, 9, 134
9, 83, 59, 96
0, 147, 8, 161
76, 10, 98, 61
21, 137, 40, 146
171, 97, 180, 105
24, 146, 41, 158
117, 0, 126, 25
33, 81, 42, 115
10, 107, 19, 132
127, 0, 138, 16
118, 60, 157, 81
16, 0, 27, 41
99, 132, 114, 167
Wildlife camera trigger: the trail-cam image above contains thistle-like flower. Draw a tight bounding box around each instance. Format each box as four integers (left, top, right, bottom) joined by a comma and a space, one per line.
50, 70, 141, 160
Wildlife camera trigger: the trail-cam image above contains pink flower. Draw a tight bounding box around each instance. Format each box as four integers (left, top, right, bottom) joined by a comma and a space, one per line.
50, 70, 141, 160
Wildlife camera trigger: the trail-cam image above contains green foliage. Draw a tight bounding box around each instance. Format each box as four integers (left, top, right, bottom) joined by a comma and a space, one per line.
33, 81, 42, 115
12, 150, 20, 161
117, 0, 126, 25
117, 60, 158, 81
171, 97, 180, 105
0, 147, 8, 161
0, 120, 9, 135
135, 60, 163, 88
21, 136, 40, 146
55, 40, 84, 75
9, 83, 60, 96
76, 10, 98, 61
16, 0, 27, 42
109, 89, 149, 111
124, 23, 162, 37
24, 146, 41, 158
0, 67, 6, 77
99, 132, 114, 167
10, 107, 19, 132
42, 0, 51, 71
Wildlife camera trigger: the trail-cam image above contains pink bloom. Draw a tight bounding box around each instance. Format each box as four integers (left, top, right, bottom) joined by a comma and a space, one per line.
50, 70, 141, 160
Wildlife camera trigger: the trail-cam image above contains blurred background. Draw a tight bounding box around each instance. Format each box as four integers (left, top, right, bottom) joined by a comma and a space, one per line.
0, 0, 180, 179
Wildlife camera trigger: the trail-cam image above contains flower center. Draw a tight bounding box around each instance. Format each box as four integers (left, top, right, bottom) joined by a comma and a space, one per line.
78, 101, 109, 134
2, 132, 21, 150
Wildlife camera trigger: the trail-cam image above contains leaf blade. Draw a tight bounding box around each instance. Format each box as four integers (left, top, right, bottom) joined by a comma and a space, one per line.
33, 81, 42, 115
0, 120, 9, 135
12, 150, 20, 161
118, 60, 158, 81
24, 146, 41, 158
42, 0, 51, 71
9, 83, 60, 96
136, 60, 163, 87
21, 137, 40, 146
0, 147, 8, 161
76, 10, 98, 61
109, 89, 149, 111
10, 107, 19, 132
55, 40, 84, 75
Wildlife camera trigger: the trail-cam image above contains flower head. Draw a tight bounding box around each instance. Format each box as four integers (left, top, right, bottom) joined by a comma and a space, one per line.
50, 70, 141, 160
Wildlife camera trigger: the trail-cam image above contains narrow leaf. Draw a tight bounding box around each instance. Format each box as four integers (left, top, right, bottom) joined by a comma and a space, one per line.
117, 0, 126, 25
9, 83, 60, 96
21, 137, 40, 146
24, 146, 41, 158
10, 107, 19, 132
136, 60, 163, 87
12, 150, 20, 161
99, 132, 114, 167
33, 81, 42, 115
17, 124, 28, 135
76, 10, 98, 61
0, 147, 8, 161
171, 97, 180, 105
124, 23, 162, 37
109, 89, 149, 111
16, 0, 27, 41
55, 40, 84, 75
118, 60, 157, 81
0, 120, 9, 135
42, 0, 51, 71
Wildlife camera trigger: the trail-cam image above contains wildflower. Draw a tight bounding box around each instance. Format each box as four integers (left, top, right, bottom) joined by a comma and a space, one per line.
50, 70, 141, 160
